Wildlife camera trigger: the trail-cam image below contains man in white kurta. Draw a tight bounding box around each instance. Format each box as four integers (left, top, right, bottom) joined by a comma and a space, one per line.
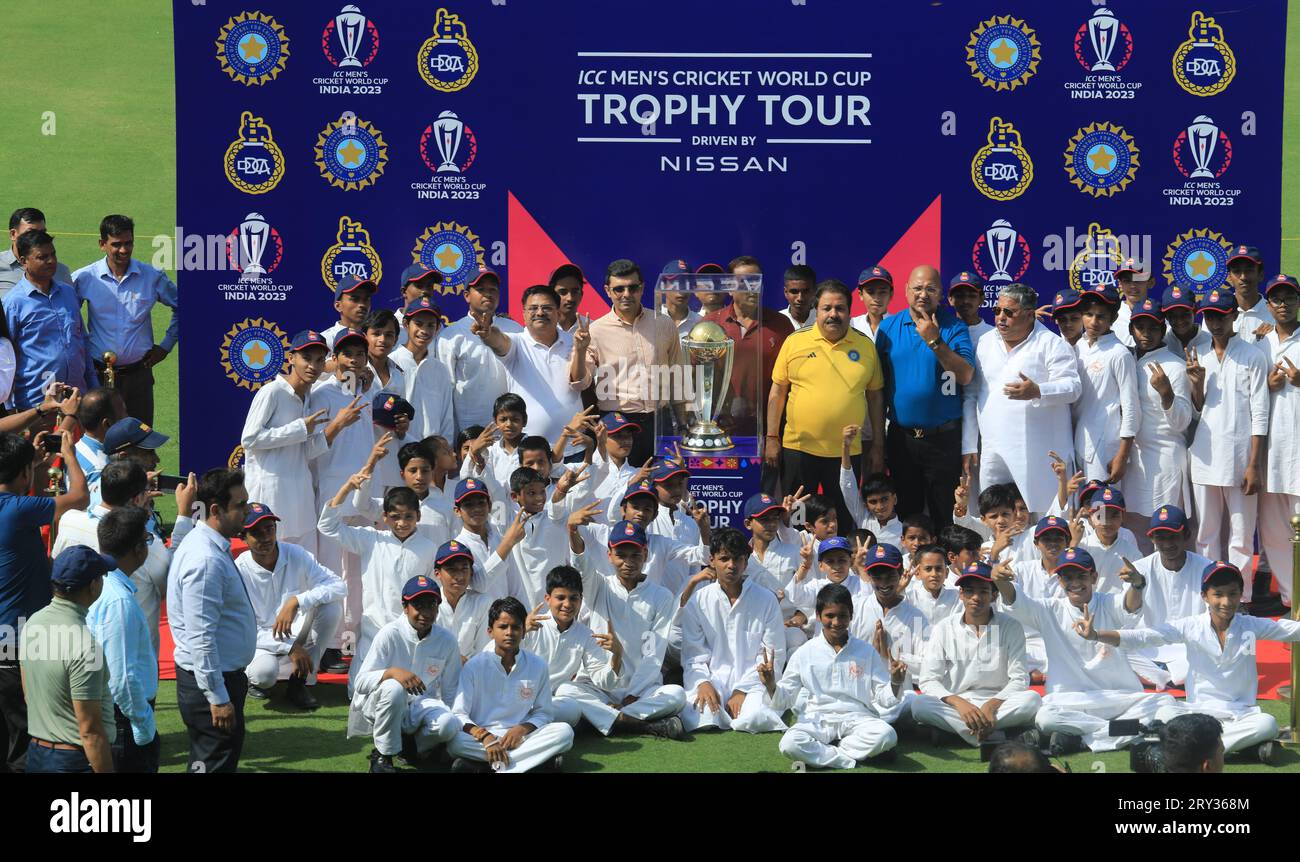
913, 562, 1041, 746
348, 576, 461, 771
679, 531, 788, 733
964, 286, 1081, 515
1257, 275, 1300, 608
240, 331, 332, 554
994, 547, 1174, 752
1187, 289, 1270, 601
1081, 561, 1300, 756
1071, 288, 1139, 483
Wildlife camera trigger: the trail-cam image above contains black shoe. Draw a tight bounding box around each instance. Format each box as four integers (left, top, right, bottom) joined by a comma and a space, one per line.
247, 684, 269, 700
1048, 731, 1084, 756
1018, 728, 1042, 749
369, 750, 398, 773
319, 648, 349, 675
398, 734, 422, 768
450, 757, 490, 774
645, 716, 687, 740
286, 678, 319, 711
1256, 740, 1277, 765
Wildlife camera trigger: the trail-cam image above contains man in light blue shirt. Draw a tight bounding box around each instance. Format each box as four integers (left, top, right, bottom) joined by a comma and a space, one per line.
86, 506, 159, 772
72, 214, 179, 425
167, 468, 255, 773
2, 230, 96, 409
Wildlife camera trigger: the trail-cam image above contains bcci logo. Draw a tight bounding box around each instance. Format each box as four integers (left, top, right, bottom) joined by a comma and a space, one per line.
223, 111, 285, 195
221, 318, 290, 391
1163, 229, 1233, 296
972, 219, 1032, 287
321, 216, 382, 294
1074, 7, 1132, 72
412, 222, 484, 290
966, 15, 1040, 92
323, 5, 379, 68
1068, 223, 1124, 293
226, 213, 284, 282
315, 113, 388, 191
971, 117, 1033, 201
215, 12, 290, 86
420, 111, 478, 174
418, 8, 479, 92
1173, 12, 1236, 96
1173, 115, 1232, 179
1064, 121, 1139, 197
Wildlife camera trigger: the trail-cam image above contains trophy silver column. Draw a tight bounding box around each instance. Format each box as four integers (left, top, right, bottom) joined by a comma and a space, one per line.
336, 5, 367, 68
681, 320, 735, 452
1088, 8, 1119, 72
432, 110, 465, 174
238, 212, 270, 281
1187, 115, 1219, 179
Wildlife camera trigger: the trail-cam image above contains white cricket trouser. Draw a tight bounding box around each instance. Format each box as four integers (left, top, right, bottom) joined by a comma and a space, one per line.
679, 685, 788, 734
1259, 491, 1300, 606
446, 722, 574, 773
245, 601, 344, 689
911, 690, 1042, 747
1035, 691, 1175, 752
1193, 483, 1258, 601
778, 714, 897, 769
129, 566, 167, 658
315, 524, 363, 649
1155, 702, 1278, 755
550, 682, 686, 735
365, 679, 460, 756
1025, 636, 1048, 674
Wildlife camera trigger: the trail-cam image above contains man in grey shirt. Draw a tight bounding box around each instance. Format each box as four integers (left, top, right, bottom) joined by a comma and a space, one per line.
0, 208, 73, 301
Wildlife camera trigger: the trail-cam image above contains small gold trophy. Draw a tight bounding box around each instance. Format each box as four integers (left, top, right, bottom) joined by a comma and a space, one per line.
46, 464, 63, 496
101, 351, 118, 388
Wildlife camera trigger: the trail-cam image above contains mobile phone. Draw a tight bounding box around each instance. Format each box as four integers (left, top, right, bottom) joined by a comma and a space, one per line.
154, 474, 186, 492
56, 385, 73, 401
41, 433, 62, 454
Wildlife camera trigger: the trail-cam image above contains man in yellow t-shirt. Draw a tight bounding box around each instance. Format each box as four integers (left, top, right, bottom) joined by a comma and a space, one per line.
766, 279, 884, 534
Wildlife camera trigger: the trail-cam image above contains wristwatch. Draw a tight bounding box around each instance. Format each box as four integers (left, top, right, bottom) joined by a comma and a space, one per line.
927, 337, 942, 350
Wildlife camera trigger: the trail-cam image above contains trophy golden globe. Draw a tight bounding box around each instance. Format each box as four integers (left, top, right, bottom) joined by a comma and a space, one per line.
101, 351, 118, 388
681, 320, 735, 452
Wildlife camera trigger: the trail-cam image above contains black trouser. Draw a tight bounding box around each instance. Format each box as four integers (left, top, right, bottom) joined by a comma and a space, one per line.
97, 361, 155, 426
111, 703, 160, 773
0, 663, 28, 773
886, 421, 963, 534
175, 666, 247, 773
781, 449, 861, 537
620, 411, 657, 469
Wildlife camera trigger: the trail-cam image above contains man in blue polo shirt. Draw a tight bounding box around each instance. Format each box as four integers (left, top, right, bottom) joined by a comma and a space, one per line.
875, 265, 974, 532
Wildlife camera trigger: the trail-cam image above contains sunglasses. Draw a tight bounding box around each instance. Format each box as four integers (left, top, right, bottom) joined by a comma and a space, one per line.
993, 306, 1021, 318
608, 283, 643, 295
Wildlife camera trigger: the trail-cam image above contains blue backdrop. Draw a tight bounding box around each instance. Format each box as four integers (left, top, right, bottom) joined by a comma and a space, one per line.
174, 1, 1285, 487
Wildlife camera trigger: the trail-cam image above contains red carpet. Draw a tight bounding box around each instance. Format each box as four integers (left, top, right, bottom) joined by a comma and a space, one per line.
157, 607, 350, 685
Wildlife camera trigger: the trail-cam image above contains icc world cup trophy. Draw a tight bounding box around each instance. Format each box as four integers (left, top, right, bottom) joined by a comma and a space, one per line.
681, 320, 735, 452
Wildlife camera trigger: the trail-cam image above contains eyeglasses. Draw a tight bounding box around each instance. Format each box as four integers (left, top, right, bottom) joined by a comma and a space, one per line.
1266, 292, 1298, 307
993, 306, 1021, 318
608, 283, 643, 295
523, 305, 556, 315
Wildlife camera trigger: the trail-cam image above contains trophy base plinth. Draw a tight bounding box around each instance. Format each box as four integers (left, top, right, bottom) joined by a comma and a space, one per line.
680, 424, 734, 453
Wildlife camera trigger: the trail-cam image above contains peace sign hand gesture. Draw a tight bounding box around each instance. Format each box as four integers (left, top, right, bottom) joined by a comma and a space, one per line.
1147, 361, 1174, 400
1184, 346, 1206, 392
555, 464, 591, 497
1072, 603, 1098, 641
572, 314, 592, 354
795, 532, 815, 582
525, 599, 550, 633
756, 647, 777, 692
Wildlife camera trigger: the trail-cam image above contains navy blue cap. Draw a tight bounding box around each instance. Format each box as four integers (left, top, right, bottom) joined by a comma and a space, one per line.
402, 574, 442, 602
695, 262, 725, 274
744, 493, 784, 520
1051, 289, 1083, 314
1115, 257, 1143, 277
817, 536, 852, 559
1148, 505, 1189, 535
467, 266, 500, 288
402, 297, 442, 319
1227, 245, 1262, 265
289, 329, 328, 352
661, 259, 690, 274
400, 263, 443, 287
1054, 547, 1096, 574
371, 391, 413, 429
549, 263, 584, 285
948, 271, 983, 294
1198, 288, 1237, 315
435, 541, 474, 567
609, 520, 648, 548
454, 477, 489, 504
621, 478, 657, 505
1160, 285, 1196, 313
1265, 274, 1299, 296
1129, 298, 1164, 325
651, 462, 689, 484
332, 328, 367, 353
956, 561, 994, 586
601, 412, 641, 434
1201, 560, 1244, 589
1080, 284, 1121, 306
864, 542, 904, 571
104, 418, 169, 454
1079, 480, 1109, 507
1094, 486, 1126, 511
51, 545, 115, 591
335, 273, 377, 300
1034, 515, 1070, 539
857, 265, 892, 288
242, 502, 279, 531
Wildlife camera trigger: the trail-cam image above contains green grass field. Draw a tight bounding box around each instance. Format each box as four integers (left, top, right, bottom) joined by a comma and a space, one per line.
5, 0, 1300, 772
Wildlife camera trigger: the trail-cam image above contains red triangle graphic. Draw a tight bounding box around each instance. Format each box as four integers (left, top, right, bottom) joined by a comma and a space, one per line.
507, 191, 611, 323
853, 193, 943, 317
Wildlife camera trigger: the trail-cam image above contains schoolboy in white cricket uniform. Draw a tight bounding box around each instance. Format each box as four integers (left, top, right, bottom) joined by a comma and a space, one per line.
1132, 505, 1212, 687
1071, 285, 1139, 484
1258, 274, 1300, 608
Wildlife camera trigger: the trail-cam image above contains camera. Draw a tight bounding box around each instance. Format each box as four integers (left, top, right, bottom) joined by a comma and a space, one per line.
1110, 719, 1166, 773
